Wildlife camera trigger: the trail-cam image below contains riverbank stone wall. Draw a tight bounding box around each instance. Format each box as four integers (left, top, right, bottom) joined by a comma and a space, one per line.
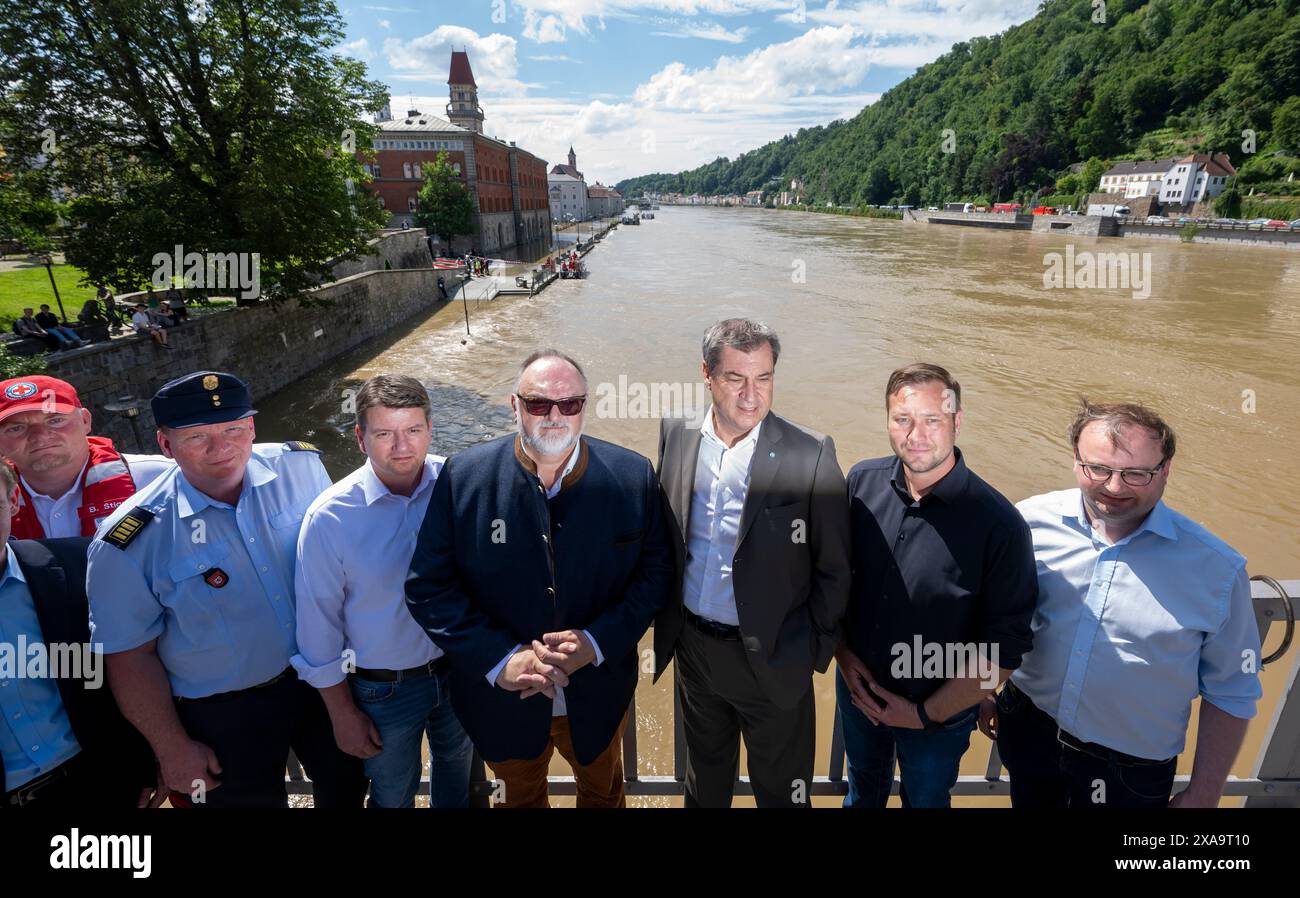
46, 267, 442, 452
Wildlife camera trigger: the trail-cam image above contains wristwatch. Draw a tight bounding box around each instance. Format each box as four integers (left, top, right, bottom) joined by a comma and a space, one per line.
915, 699, 942, 732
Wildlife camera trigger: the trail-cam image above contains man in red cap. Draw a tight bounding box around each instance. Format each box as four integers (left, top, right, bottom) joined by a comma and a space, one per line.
0, 376, 173, 539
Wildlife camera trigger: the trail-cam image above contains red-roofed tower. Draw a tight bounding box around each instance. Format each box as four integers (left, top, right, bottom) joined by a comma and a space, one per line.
447, 49, 484, 133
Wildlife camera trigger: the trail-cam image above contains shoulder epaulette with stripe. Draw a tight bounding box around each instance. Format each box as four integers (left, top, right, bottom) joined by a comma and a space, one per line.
100, 508, 155, 550
282, 440, 320, 453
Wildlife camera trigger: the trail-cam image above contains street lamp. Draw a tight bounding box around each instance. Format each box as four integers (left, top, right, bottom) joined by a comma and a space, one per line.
459, 271, 472, 337
103, 395, 149, 453
37, 252, 70, 325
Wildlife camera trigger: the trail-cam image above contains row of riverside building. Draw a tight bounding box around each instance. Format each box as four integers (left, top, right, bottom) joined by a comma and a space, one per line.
547, 147, 625, 221
361, 50, 553, 259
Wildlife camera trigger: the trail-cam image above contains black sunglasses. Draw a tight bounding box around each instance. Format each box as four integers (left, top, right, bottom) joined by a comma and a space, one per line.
515, 393, 587, 417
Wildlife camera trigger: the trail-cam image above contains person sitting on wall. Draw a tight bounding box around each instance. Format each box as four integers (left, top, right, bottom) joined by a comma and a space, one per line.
166, 287, 189, 324
148, 302, 177, 329
13, 309, 65, 352
34, 306, 85, 349
131, 303, 170, 349
77, 300, 110, 342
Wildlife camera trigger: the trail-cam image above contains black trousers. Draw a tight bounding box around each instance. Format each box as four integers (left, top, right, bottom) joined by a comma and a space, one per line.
174, 669, 366, 808
996, 681, 1176, 809
4, 751, 143, 808
675, 622, 815, 808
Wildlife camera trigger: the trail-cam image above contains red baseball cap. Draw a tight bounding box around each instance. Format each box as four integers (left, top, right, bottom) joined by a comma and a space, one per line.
0, 376, 83, 423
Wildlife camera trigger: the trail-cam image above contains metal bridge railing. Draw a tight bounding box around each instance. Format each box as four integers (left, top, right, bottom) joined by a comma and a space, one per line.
286, 577, 1299, 804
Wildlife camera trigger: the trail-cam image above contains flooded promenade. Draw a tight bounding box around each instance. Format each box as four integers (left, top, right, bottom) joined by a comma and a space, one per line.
258, 206, 1300, 805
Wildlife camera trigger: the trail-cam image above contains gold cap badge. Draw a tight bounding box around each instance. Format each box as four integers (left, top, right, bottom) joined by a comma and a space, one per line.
203, 375, 219, 390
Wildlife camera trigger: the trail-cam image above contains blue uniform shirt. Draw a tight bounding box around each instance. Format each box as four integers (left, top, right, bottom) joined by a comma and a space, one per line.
0, 544, 82, 791
86, 443, 333, 699
1012, 488, 1262, 760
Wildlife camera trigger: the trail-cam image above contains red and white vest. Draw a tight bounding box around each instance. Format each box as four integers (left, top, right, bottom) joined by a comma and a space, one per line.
10, 436, 140, 538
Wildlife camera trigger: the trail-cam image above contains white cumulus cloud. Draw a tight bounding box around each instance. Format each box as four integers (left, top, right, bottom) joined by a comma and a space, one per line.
633, 25, 876, 112
383, 27, 525, 91
523, 9, 569, 43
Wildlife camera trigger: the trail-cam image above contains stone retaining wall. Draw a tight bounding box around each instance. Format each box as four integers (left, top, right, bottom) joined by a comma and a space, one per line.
47, 267, 441, 451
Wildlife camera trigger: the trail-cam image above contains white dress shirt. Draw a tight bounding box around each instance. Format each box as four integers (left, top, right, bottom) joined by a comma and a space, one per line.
291, 456, 446, 688
1012, 488, 1262, 760
682, 406, 762, 626
23, 454, 175, 538
485, 440, 602, 716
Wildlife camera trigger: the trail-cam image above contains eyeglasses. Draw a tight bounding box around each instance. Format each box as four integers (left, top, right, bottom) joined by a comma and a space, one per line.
1075, 453, 1166, 487
515, 393, 587, 417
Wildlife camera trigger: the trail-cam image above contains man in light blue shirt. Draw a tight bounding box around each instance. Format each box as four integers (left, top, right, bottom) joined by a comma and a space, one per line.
0, 461, 159, 807
293, 374, 473, 807
982, 400, 1262, 808
0, 544, 82, 795
86, 371, 365, 808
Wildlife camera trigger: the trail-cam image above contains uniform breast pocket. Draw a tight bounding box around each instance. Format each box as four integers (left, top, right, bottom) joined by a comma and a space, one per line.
269, 506, 309, 556
164, 543, 234, 640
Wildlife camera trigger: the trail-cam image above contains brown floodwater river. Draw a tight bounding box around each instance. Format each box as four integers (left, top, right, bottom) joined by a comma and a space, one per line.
258, 206, 1300, 806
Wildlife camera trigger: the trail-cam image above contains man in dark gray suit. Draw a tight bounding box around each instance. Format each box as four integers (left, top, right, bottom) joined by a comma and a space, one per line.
653, 318, 851, 807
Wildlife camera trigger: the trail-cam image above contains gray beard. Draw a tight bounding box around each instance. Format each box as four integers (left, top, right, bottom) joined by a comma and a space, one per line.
521, 422, 579, 459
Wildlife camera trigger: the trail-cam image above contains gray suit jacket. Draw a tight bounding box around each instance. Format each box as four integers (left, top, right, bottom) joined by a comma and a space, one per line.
652, 410, 851, 709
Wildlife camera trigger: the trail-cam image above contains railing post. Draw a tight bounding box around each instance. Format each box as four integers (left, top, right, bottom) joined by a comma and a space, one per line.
1244, 579, 1300, 807
673, 677, 686, 784
622, 692, 639, 785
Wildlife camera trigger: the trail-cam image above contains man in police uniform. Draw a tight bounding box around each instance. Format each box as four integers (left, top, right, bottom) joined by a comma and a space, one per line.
86, 371, 366, 808
0, 375, 173, 539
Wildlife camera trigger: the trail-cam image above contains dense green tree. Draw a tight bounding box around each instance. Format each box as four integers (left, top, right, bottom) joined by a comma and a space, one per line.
1274, 97, 1300, 154
0, 0, 388, 301
414, 152, 475, 252
1214, 183, 1242, 217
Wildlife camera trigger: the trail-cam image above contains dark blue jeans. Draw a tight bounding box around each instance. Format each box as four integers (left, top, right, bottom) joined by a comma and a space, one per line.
836, 670, 978, 808
349, 669, 474, 808
996, 681, 1176, 809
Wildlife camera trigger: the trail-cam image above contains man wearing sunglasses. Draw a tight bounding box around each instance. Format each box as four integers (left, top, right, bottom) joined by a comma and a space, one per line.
405, 350, 674, 807
983, 399, 1262, 808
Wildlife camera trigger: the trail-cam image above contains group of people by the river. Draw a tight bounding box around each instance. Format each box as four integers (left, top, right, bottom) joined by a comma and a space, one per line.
542, 249, 585, 279
8, 286, 208, 355
463, 254, 491, 278
0, 317, 1262, 809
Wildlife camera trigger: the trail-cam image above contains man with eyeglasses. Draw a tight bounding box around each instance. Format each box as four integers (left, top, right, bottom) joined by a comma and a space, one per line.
982, 399, 1262, 808
405, 350, 674, 807
0, 376, 173, 540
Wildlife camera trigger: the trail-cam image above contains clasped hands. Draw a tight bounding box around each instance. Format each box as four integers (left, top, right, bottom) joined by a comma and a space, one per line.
495, 630, 597, 699
836, 644, 926, 729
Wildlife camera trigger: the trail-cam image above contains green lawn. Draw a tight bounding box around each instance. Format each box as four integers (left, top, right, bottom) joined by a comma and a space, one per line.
0, 264, 100, 329
0, 264, 238, 331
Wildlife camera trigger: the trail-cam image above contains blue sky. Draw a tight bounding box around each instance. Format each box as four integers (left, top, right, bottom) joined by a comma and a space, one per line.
337, 0, 1041, 185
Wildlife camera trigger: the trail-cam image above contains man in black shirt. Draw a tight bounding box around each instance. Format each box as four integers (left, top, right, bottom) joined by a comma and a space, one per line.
32, 306, 85, 348
837, 363, 1037, 807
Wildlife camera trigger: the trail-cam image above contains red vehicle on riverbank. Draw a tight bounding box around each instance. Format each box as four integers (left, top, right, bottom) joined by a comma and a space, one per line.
992, 202, 1022, 213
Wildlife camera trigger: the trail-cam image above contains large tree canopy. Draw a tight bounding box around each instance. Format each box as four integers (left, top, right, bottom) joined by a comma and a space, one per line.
0, 0, 389, 299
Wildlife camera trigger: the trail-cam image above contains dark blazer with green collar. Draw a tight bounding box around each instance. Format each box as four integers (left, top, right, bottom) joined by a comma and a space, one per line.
653, 410, 851, 709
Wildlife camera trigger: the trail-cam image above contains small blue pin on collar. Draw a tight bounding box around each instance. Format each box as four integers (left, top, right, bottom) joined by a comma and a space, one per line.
768, 451, 776, 458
